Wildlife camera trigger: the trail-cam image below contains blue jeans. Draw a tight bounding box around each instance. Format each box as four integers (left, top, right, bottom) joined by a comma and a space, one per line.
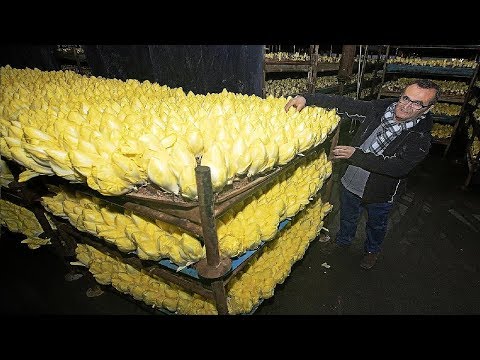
336, 185, 393, 254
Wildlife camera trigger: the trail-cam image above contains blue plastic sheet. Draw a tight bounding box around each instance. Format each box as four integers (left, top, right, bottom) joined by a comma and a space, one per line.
158, 219, 291, 279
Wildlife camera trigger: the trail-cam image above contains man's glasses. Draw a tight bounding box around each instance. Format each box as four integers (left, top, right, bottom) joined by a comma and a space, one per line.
398, 95, 430, 110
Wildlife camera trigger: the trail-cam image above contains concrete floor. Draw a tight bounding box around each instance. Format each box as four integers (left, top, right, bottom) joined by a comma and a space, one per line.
1, 145, 480, 316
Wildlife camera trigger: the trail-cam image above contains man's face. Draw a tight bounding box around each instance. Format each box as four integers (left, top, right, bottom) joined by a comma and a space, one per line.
395, 84, 437, 122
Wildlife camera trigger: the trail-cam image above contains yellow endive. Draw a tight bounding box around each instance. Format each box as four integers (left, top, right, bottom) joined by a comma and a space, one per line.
1, 66, 339, 198
75, 192, 332, 315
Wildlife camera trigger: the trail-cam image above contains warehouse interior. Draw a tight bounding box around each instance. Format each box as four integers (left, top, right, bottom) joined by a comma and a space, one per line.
1, 44, 480, 316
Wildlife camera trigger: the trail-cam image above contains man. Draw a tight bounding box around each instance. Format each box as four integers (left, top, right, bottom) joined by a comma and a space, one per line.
285, 79, 440, 269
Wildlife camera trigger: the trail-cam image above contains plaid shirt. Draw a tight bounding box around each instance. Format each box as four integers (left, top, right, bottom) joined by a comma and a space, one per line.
368, 102, 425, 155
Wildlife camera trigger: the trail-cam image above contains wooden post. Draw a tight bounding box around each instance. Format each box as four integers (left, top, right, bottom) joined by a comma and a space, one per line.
357, 45, 368, 99
195, 166, 221, 266
322, 45, 357, 231
194, 166, 232, 315
308, 45, 319, 94
377, 45, 390, 99
337, 45, 357, 86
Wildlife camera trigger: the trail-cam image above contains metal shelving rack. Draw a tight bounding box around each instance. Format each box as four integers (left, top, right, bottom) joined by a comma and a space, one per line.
350, 45, 387, 100
464, 83, 480, 188
263, 45, 386, 100
54, 45, 91, 76
263, 45, 327, 98
4, 136, 333, 315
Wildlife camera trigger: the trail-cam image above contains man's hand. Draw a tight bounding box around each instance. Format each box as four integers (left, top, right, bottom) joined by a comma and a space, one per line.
284, 95, 306, 112
332, 145, 355, 159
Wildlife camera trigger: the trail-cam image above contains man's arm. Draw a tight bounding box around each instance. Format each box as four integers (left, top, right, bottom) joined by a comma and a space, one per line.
348, 133, 432, 178
303, 93, 373, 117
286, 93, 393, 119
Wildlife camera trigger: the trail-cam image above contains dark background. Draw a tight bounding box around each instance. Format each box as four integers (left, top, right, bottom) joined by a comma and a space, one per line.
0, 44, 264, 97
